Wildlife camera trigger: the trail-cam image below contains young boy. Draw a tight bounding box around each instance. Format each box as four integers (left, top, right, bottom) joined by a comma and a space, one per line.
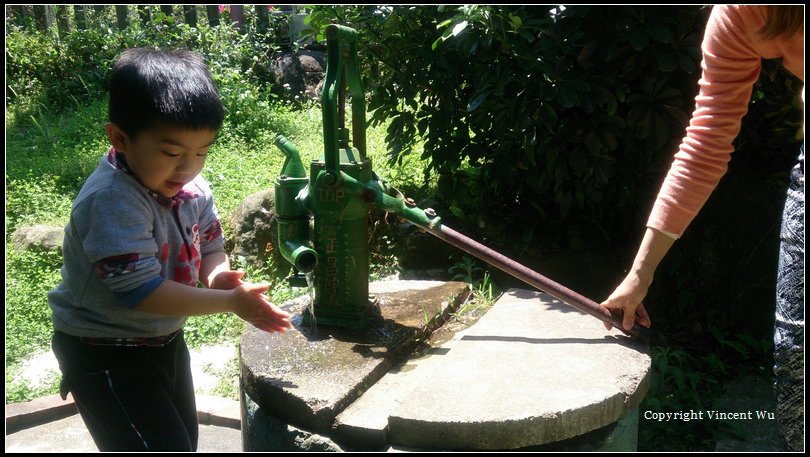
48, 47, 291, 451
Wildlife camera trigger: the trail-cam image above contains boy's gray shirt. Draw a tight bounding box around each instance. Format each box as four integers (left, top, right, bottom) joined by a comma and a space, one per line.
48, 150, 225, 338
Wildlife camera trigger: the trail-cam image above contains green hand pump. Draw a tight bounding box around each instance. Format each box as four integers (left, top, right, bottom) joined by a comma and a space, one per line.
273, 24, 650, 339
274, 24, 438, 330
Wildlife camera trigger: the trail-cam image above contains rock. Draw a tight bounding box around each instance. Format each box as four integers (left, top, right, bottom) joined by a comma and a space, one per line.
296, 50, 326, 101
269, 50, 326, 102
12, 224, 64, 253
270, 54, 306, 99
240, 281, 471, 451
294, 433, 345, 452
241, 391, 347, 452
228, 189, 289, 277
243, 285, 649, 451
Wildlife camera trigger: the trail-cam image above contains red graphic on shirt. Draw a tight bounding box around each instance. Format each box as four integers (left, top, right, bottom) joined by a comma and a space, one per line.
173, 225, 202, 286
203, 219, 222, 242
160, 243, 169, 262
174, 242, 192, 285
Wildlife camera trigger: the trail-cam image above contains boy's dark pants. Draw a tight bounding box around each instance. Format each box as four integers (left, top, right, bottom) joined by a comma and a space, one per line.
51, 330, 198, 452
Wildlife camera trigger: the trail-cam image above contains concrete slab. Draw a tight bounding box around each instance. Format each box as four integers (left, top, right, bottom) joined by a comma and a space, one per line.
5, 413, 99, 453
333, 338, 464, 449
240, 280, 470, 437
384, 288, 651, 450
5, 394, 242, 452
4, 413, 241, 453
5, 392, 79, 434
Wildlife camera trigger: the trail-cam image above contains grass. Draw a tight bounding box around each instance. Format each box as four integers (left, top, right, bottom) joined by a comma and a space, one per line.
4, 90, 429, 402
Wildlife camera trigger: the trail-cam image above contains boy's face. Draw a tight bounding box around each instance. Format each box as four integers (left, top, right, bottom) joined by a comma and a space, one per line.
105, 124, 216, 198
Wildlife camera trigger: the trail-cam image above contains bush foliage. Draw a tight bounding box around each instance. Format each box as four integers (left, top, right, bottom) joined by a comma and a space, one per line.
305, 5, 801, 254
305, 5, 708, 250
5, 6, 281, 137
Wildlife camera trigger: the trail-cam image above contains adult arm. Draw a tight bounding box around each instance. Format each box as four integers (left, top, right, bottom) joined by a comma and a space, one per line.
601, 227, 674, 331
603, 6, 767, 331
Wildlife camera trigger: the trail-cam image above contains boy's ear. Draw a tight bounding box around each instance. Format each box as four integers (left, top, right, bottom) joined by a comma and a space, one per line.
104, 123, 130, 153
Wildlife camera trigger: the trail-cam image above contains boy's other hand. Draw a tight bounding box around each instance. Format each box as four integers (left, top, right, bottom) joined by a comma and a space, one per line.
232, 282, 292, 333
210, 270, 246, 290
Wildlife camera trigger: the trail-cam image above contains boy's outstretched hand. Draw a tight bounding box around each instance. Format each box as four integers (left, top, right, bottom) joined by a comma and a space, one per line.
231, 282, 292, 333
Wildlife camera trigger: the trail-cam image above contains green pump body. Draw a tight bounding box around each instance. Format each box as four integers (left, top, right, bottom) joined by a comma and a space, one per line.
273, 25, 438, 330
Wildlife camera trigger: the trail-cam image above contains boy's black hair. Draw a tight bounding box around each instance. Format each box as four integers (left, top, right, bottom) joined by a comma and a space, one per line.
108, 47, 225, 139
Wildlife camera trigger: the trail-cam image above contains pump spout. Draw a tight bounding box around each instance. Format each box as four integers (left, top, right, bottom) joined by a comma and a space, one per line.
278, 221, 318, 273
274, 136, 318, 274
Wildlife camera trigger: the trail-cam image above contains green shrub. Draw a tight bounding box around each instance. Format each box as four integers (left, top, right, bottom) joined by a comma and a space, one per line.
5, 98, 110, 234
305, 5, 801, 255
305, 5, 708, 250
5, 9, 283, 133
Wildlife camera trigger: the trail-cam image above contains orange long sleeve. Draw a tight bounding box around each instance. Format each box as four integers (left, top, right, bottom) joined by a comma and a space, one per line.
646, 5, 804, 237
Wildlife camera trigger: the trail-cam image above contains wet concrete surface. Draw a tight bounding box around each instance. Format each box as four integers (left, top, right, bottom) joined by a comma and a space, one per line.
240, 280, 471, 436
